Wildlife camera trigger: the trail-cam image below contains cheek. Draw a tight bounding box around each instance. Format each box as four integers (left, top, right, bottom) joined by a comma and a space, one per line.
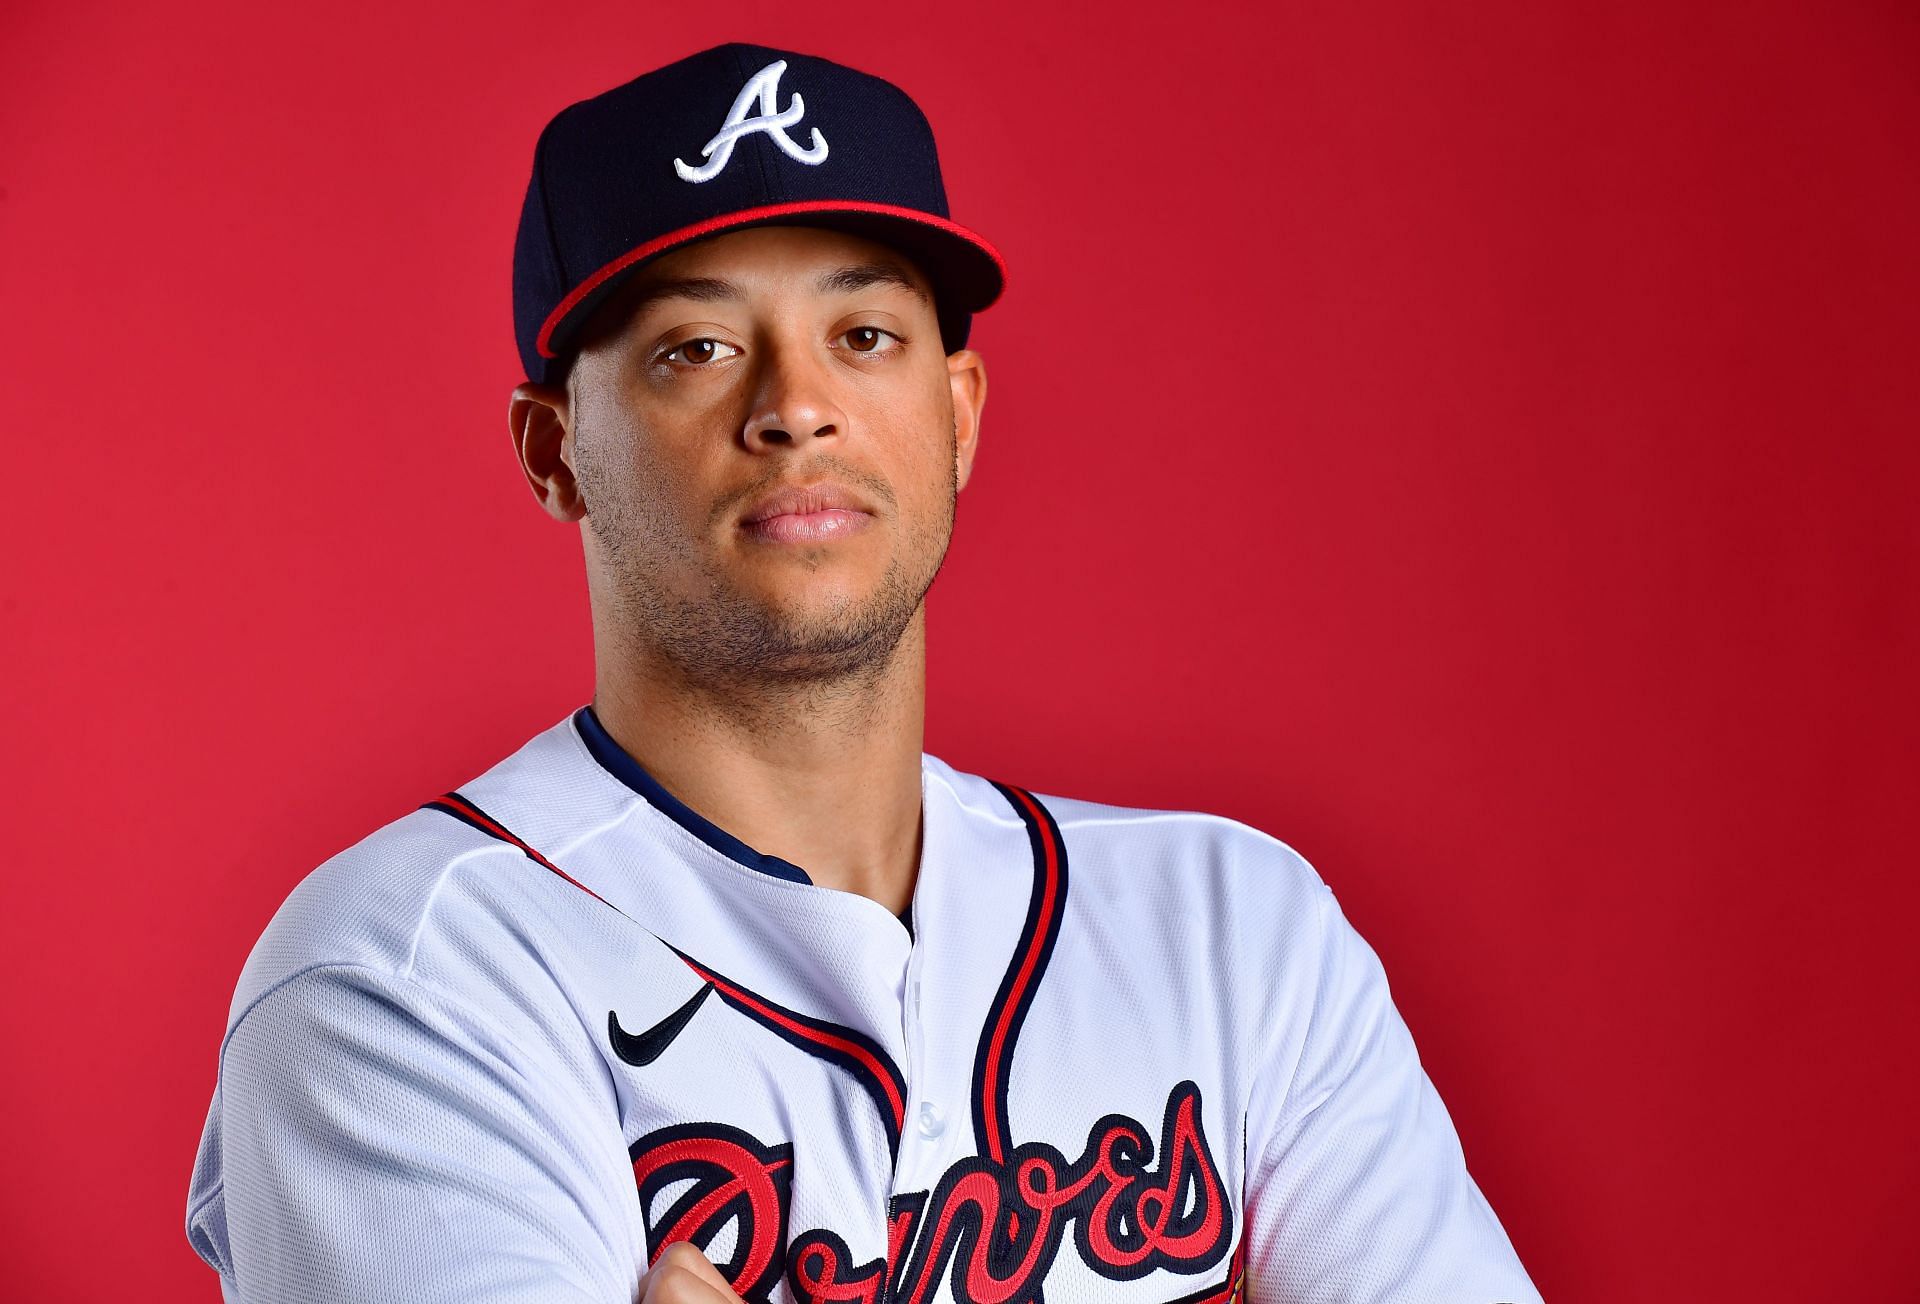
883, 373, 958, 476
583, 393, 696, 505
579, 430, 688, 547
881, 427, 960, 539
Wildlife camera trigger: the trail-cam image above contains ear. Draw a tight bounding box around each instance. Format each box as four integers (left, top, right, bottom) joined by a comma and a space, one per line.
509, 382, 583, 522
946, 348, 988, 492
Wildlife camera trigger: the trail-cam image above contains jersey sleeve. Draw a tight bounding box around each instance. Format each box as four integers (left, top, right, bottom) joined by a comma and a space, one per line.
1240, 884, 1542, 1303
187, 962, 639, 1304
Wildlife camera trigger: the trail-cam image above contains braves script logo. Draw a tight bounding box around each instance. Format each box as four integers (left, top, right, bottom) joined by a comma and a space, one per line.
675, 59, 830, 183
629, 1080, 1229, 1304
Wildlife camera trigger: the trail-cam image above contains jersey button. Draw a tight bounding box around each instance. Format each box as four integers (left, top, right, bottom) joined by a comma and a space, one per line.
917, 1101, 946, 1139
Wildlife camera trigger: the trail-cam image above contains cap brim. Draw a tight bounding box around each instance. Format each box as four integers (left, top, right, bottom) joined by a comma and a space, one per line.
536, 200, 1006, 364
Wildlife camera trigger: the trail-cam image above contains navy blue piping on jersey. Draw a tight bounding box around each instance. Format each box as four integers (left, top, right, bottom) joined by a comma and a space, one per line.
572, 705, 813, 886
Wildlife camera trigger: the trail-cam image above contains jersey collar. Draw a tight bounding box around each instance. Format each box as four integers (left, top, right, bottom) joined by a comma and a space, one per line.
571, 704, 815, 886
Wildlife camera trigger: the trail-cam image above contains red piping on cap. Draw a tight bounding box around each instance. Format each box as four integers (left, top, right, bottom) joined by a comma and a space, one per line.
536, 199, 1007, 359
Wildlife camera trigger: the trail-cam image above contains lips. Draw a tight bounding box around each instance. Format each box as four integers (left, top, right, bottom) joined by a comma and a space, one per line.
741, 483, 873, 523
738, 481, 876, 545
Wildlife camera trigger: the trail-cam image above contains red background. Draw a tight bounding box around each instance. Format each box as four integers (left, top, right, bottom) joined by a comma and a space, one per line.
4, 2, 1916, 1299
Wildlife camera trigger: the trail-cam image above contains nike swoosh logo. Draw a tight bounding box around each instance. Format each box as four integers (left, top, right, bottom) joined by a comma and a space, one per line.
608, 983, 714, 1067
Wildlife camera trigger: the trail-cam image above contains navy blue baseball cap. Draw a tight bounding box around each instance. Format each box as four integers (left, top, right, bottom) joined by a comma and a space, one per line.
512, 42, 1007, 385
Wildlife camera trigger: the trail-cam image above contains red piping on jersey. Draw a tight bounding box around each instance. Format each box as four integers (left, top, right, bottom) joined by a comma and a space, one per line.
535, 199, 1009, 359
681, 956, 907, 1134
977, 783, 1064, 1165
423, 793, 616, 910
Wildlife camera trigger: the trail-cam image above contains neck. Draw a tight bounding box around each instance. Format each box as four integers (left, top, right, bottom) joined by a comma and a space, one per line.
590, 610, 928, 916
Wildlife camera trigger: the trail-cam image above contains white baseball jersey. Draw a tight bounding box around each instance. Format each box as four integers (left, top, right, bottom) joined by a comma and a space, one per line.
185, 705, 1540, 1303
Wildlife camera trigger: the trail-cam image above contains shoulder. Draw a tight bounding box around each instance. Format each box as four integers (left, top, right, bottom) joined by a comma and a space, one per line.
189, 716, 652, 1271
223, 807, 485, 1014
223, 714, 606, 1038
923, 754, 1336, 940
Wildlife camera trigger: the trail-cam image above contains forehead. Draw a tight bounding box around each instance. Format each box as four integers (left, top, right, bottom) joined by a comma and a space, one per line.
625, 225, 932, 309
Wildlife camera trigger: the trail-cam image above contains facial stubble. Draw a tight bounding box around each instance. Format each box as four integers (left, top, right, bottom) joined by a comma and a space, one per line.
578, 422, 960, 694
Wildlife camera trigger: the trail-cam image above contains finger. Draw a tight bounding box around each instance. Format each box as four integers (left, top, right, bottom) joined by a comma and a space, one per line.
639, 1266, 739, 1304
640, 1241, 746, 1303
653, 1240, 738, 1290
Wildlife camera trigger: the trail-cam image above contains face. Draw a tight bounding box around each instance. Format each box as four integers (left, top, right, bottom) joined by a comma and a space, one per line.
516, 224, 987, 687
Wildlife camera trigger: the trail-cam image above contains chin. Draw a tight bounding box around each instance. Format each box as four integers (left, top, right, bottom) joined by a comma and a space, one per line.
745, 578, 921, 660
756, 590, 893, 644
739, 556, 884, 611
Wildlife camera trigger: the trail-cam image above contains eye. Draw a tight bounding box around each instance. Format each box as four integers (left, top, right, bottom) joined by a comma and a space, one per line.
840, 326, 902, 355
661, 337, 741, 366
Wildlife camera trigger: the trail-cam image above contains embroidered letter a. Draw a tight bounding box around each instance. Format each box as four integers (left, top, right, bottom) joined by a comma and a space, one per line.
675, 59, 830, 183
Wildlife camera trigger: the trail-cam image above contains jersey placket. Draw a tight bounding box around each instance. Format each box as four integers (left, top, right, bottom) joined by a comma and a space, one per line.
875, 777, 1063, 1304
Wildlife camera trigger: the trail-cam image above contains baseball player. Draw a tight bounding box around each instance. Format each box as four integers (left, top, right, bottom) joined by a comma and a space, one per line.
185, 42, 1542, 1304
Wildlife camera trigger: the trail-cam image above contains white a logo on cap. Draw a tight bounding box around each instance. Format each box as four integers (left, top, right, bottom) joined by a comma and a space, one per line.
674, 59, 830, 183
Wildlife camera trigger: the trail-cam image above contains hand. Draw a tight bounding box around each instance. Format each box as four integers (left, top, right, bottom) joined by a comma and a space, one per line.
638, 1241, 749, 1303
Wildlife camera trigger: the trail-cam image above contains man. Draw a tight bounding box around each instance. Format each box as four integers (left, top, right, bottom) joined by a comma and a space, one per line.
186, 41, 1541, 1304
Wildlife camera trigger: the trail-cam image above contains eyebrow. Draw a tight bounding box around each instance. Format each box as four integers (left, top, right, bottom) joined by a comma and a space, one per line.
613, 275, 740, 323
618, 261, 931, 322
813, 261, 931, 304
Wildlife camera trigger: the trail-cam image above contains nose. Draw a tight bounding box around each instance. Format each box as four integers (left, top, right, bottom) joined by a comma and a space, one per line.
741, 336, 847, 452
